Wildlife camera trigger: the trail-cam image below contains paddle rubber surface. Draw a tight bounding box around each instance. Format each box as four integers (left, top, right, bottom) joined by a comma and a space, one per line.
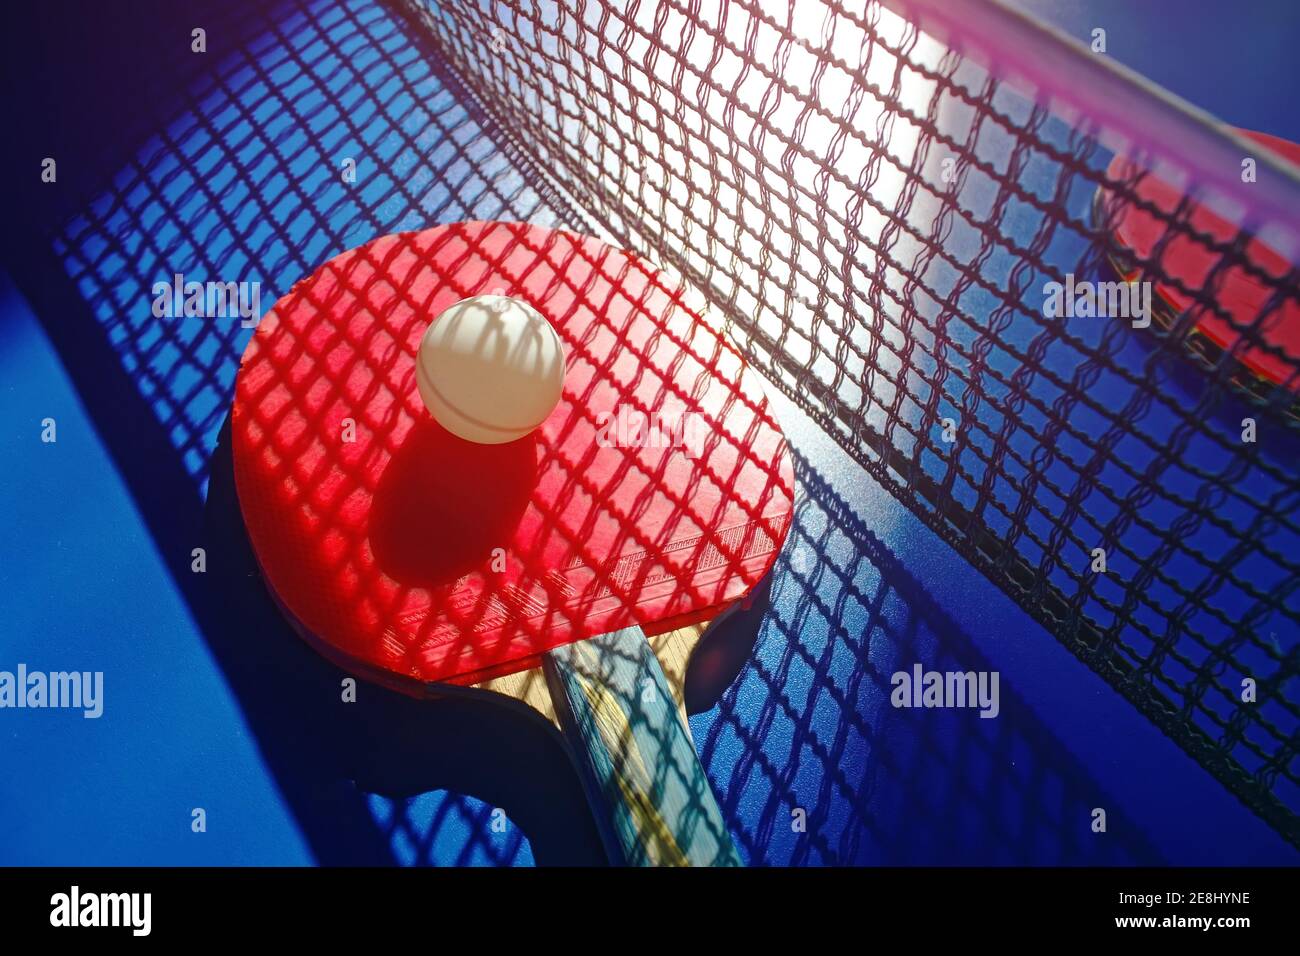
232, 221, 794, 688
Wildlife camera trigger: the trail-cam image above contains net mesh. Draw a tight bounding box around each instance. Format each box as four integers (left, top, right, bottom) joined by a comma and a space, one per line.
396, 0, 1300, 843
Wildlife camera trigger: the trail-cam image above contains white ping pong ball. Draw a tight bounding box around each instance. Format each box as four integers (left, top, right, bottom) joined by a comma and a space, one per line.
416, 294, 566, 444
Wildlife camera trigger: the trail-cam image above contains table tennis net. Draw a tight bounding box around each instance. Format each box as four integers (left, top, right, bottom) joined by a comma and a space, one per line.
391, 0, 1300, 842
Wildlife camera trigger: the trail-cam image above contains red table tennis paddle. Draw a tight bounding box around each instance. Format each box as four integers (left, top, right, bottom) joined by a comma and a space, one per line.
1096, 128, 1300, 414
231, 221, 794, 865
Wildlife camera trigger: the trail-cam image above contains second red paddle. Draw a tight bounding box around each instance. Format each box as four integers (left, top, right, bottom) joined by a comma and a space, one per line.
1097, 128, 1300, 411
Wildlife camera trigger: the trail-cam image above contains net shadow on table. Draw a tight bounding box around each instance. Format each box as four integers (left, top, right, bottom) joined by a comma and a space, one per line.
694, 452, 1165, 865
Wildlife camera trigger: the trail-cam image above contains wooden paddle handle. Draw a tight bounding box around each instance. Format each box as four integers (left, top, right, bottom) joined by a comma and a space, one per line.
543, 627, 743, 866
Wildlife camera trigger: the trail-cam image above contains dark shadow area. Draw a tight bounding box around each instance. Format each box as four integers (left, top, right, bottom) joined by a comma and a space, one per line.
0, 0, 288, 225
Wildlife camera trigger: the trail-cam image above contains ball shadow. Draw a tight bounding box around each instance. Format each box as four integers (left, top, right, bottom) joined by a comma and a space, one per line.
369, 417, 539, 587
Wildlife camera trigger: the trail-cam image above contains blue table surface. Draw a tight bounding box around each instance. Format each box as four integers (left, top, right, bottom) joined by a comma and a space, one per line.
1, 0, 1296, 864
